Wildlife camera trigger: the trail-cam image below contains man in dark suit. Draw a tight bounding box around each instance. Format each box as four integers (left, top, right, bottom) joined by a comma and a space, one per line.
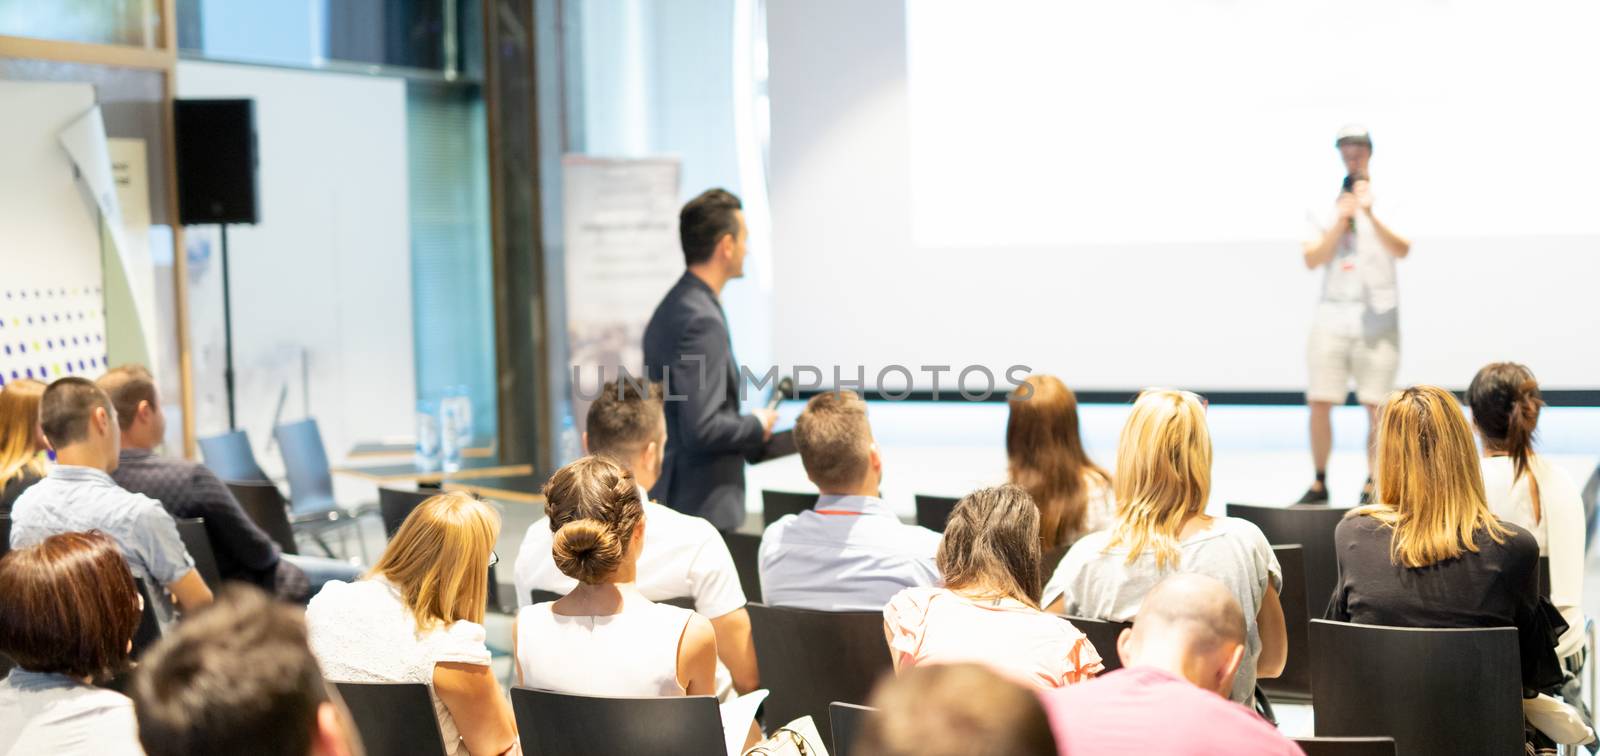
643, 188, 777, 531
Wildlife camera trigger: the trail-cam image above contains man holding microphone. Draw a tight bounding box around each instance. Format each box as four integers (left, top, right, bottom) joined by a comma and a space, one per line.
644, 188, 779, 531
1298, 126, 1410, 505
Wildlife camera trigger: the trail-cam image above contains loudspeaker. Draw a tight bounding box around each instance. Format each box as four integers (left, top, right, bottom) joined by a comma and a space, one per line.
174, 99, 259, 225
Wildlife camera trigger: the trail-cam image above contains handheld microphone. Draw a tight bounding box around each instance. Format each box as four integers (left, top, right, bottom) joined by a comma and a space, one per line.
767, 376, 795, 412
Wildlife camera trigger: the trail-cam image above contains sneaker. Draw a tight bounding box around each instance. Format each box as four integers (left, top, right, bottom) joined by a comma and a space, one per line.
1357, 477, 1375, 505
1296, 483, 1329, 505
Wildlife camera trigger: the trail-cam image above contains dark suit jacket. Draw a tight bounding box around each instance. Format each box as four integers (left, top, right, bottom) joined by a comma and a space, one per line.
643, 272, 765, 530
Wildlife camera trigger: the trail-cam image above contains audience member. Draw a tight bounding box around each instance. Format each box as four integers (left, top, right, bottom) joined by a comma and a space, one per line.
132, 585, 361, 756
1044, 389, 1285, 704
98, 365, 359, 602
0, 377, 49, 512
9, 377, 211, 620
1328, 384, 1589, 747
305, 492, 515, 756
883, 484, 1102, 687
760, 390, 940, 610
853, 663, 1057, 756
514, 380, 757, 695
0, 531, 145, 756
1007, 375, 1113, 551
1041, 573, 1302, 755
1468, 363, 1587, 656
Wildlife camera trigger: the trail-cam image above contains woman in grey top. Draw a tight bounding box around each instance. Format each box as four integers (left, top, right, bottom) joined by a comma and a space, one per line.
0, 531, 146, 756
1043, 390, 1287, 704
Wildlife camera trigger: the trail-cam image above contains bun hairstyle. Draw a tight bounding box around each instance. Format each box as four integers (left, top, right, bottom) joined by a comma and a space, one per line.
1467, 362, 1545, 522
543, 456, 645, 584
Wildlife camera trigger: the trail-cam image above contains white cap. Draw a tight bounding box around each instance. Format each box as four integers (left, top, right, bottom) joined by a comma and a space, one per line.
1335, 124, 1372, 149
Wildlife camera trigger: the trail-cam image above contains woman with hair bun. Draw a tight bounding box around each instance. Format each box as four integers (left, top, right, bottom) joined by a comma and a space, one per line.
1468, 362, 1587, 656
514, 455, 720, 699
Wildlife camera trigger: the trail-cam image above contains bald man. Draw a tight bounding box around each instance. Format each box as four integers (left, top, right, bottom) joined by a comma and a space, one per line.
1040, 574, 1301, 755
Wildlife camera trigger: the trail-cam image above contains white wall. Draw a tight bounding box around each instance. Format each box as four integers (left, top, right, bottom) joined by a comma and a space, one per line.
175, 61, 414, 471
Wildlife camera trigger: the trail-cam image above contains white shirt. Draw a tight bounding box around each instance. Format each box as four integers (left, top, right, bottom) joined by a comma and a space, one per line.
516, 595, 693, 697
758, 494, 942, 612
514, 493, 746, 619
1306, 192, 1401, 334
1482, 454, 1586, 656
305, 578, 493, 756
0, 670, 143, 756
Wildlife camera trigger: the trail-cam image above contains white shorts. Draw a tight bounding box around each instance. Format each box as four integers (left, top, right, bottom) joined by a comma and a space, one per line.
1307, 321, 1400, 406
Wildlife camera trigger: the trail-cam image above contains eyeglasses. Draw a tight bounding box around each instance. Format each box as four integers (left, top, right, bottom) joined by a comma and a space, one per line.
488, 551, 499, 568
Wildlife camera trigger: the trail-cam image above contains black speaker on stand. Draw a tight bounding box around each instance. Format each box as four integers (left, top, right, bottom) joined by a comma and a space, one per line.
174, 98, 259, 430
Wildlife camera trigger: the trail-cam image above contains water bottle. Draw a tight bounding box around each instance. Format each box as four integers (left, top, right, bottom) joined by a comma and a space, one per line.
415, 399, 441, 472
558, 409, 581, 465
451, 385, 474, 450
440, 394, 464, 474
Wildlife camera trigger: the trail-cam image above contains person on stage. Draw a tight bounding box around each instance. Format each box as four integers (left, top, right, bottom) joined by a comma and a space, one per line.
643, 188, 777, 532
1298, 126, 1410, 505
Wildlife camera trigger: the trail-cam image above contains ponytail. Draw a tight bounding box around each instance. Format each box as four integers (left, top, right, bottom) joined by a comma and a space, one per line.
1467, 363, 1544, 522
1505, 378, 1543, 523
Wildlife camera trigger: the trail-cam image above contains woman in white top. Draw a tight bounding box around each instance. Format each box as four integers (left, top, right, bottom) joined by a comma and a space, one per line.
1043, 389, 1287, 705
306, 492, 517, 756
1007, 375, 1114, 553
1468, 362, 1587, 656
0, 531, 144, 756
883, 484, 1103, 688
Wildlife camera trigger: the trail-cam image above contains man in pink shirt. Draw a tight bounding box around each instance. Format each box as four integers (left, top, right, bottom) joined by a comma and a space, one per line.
1040, 573, 1303, 755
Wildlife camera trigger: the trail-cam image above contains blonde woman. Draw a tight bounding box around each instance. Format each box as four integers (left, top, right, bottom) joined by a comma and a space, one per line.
883, 484, 1103, 688
1043, 390, 1286, 705
1007, 375, 1114, 551
0, 378, 49, 512
1327, 385, 1584, 746
305, 492, 517, 756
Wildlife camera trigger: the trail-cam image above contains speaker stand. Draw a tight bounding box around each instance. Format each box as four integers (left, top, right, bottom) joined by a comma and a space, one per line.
219, 223, 237, 430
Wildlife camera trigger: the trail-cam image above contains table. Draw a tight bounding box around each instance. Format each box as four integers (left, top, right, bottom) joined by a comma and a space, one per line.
443, 474, 545, 505
332, 456, 532, 485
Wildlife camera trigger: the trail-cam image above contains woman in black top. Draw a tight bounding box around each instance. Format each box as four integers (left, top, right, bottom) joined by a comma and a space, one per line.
1326, 385, 1577, 745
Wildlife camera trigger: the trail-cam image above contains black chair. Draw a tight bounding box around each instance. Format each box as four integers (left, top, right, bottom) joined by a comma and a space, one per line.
724, 531, 763, 605
130, 578, 163, 659
198, 429, 271, 482
275, 418, 372, 559
175, 517, 225, 591
512, 687, 724, 756
913, 494, 959, 532
1263, 544, 1310, 701
1042, 544, 1071, 577
1294, 737, 1398, 756
830, 702, 876, 756
1063, 615, 1129, 672
333, 681, 449, 756
527, 588, 695, 610
1310, 619, 1523, 756
225, 480, 299, 555
1226, 503, 1349, 617
747, 603, 891, 745
762, 490, 817, 526
0, 512, 11, 561
379, 486, 434, 539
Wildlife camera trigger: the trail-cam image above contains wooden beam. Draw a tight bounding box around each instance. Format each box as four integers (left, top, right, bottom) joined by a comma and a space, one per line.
0, 35, 174, 70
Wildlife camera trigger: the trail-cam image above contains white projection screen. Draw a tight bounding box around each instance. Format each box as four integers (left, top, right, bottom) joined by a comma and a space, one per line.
766, 0, 1600, 394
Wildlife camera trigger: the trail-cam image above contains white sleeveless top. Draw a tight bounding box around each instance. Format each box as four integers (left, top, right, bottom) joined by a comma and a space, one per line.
516, 596, 694, 697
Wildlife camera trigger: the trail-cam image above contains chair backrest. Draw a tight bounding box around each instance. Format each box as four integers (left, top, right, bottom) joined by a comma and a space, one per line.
1062, 615, 1129, 672
830, 702, 877, 756
175, 517, 225, 591
747, 603, 892, 746
1309, 619, 1523, 756
1263, 544, 1310, 700
913, 494, 959, 532
378, 486, 435, 539
333, 681, 450, 756
762, 489, 818, 526
511, 687, 724, 756
224, 480, 298, 555
274, 419, 337, 515
723, 531, 763, 605
197, 429, 270, 482
1225, 503, 1349, 614
1294, 737, 1398, 756
528, 588, 694, 611
130, 579, 162, 659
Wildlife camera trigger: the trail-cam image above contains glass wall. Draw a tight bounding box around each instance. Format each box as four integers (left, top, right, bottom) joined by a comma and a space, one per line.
176, 0, 481, 76
0, 0, 162, 48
